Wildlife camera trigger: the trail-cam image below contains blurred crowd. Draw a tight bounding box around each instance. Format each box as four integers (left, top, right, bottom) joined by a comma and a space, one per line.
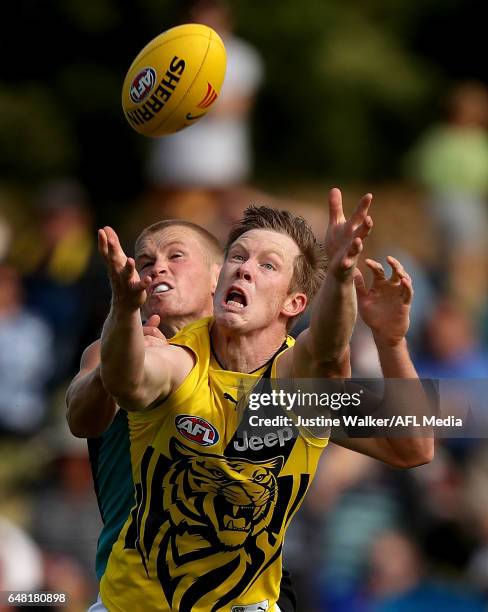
2, 1, 488, 610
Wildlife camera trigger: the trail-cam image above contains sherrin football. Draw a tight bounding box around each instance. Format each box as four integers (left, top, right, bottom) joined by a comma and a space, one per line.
122, 24, 227, 137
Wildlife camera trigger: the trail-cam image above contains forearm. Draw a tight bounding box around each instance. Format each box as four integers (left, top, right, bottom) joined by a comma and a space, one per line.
100, 307, 146, 403
375, 336, 434, 466
66, 366, 117, 438
309, 274, 357, 363
374, 336, 417, 378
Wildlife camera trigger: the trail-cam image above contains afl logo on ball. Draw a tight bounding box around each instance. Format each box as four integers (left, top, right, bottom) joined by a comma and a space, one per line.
175, 415, 219, 447
130, 67, 157, 103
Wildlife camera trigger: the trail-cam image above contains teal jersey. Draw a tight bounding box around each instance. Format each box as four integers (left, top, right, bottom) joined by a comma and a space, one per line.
87, 410, 134, 581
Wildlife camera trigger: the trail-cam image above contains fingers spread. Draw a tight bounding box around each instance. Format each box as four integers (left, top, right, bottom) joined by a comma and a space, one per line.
350, 193, 373, 227
353, 215, 373, 240
100, 226, 127, 271
365, 258, 386, 281
400, 276, 414, 305
328, 187, 344, 225
341, 237, 363, 271
387, 256, 406, 284
353, 268, 367, 297
98, 229, 109, 259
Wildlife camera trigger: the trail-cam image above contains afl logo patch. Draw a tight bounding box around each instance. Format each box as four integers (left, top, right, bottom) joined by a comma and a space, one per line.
175, 415, 219, 446
130, 67, 157, 103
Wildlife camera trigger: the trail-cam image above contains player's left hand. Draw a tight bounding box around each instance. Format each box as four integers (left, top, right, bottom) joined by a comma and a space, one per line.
325, 188, 373, 280
142, 314, 168, 348
354, 256, 413, 345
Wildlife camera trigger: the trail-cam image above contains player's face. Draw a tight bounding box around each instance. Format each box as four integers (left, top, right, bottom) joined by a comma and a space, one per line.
214, 229, 307, 333
136, 227, 217, 322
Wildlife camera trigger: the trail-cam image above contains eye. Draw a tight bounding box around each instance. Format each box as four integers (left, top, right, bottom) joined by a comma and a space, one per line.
231, 253, 244, 262
261, 262, 275, 271
139, 261, 153, 270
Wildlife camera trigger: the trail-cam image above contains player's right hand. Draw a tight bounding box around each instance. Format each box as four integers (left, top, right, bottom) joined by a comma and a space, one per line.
325, 188, 373, 280
98, 226, 151, 312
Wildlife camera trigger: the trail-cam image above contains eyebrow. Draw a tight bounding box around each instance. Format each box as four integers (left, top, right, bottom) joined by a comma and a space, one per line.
230, 242, 285, 263
136, 240, 188, 259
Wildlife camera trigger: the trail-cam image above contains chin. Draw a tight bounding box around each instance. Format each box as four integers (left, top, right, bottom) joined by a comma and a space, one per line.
215, 310, 248, 330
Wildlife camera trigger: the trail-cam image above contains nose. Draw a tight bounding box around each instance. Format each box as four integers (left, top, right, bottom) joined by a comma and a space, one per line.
149, 257, 169, 277
237, 259, 254, 282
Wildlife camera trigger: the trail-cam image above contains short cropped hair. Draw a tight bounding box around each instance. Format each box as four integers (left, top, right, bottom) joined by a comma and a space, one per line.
135, 220, 223, 266
226, 206, 327, 305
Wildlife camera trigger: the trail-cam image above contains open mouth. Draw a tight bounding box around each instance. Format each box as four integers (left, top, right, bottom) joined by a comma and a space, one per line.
224, 287, 247, 309
151, 282, 173, 295
215, 496, 263, 532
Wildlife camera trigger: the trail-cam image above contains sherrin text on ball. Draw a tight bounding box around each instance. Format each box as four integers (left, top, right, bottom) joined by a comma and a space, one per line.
122, 23, 227, 137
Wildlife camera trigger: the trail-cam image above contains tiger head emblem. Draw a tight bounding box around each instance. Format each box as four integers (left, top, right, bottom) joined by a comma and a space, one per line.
164, 438, 283, 550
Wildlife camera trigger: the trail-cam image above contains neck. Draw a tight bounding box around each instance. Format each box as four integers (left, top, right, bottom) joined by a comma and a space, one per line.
158, 313, 210, 339
211, 321, 287, 373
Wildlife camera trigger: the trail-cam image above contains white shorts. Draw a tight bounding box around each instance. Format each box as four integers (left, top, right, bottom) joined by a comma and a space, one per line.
87, 594, 107, 612
87, 593, 281, 611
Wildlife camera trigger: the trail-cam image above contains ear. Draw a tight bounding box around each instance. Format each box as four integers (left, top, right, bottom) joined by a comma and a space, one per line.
210, 263, 221, 296
281, 291, 307, 320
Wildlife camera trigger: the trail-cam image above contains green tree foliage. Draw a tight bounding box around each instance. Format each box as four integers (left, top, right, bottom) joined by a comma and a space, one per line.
0, 0, 483, 209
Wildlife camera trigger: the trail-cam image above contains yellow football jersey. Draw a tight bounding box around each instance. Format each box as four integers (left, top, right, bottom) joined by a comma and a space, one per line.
100, 317, 328, 611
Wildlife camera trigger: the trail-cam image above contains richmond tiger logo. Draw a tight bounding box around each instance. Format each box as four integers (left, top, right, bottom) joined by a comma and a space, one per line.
164, 439, 282, 550
125, 439, 301, 610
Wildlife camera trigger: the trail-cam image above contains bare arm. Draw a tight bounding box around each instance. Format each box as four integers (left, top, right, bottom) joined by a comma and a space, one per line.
98, 227, 192, 411
285, 189, 373, 378
66, 316, 168, 437
66, 340, 117, 438
331, 257, 434, 468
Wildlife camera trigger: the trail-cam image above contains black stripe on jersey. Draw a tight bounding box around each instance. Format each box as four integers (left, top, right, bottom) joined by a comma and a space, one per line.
267, 475, 294, 543
157, 528, 182, 607
285, 474, 310, 526
124, 481, 142, 550
213, 537, 266, 611
135, 446, 155, 575
143, 452, 171, 561
248, 542, 284, 592
179, 555, 241, 612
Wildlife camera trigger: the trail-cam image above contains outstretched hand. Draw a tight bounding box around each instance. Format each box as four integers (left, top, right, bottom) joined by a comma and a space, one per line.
325, 188, 373, 280
354, 256, 413, 345
98, 226, 151, 312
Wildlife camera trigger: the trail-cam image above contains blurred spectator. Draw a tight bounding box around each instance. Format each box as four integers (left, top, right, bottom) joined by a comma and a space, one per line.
0, 516, 43, 592
0, 213, 11, 260
415, 297, 488, 379
365, 530, 485, 612
464, 443, 488, 594
145, 0, 264, 239
10, 179, 110, 383
305, 447, 415, 612
29, 429, 102, 585
406, 81, 488, 311
0, 264, 53, 435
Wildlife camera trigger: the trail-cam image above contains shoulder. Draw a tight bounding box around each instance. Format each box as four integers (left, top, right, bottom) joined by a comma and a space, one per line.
80, 339, 101, 369
170, 317, 212, 359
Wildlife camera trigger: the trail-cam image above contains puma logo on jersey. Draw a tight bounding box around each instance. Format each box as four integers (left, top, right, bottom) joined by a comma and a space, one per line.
233, 427, 293, 452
